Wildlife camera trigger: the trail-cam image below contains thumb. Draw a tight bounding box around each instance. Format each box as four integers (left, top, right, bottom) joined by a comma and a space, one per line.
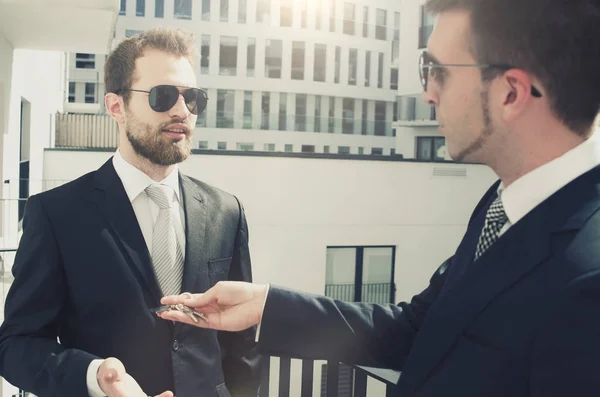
156, 392, 174, 397
102, 357, 126, 383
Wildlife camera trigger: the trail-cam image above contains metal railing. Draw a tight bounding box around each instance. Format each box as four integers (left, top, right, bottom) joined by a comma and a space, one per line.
325, 282, 394, 305
55, 113, 118, 148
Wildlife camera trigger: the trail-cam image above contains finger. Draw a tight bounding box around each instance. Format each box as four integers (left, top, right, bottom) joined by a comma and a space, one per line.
102, 357, 126, 383
157, 310, 202, 327
161, 292, 200, 305
155, 392, 174, 397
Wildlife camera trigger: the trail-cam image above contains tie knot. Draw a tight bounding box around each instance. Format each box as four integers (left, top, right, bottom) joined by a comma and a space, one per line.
145, 184, 173, 209
487, 196, 508, 224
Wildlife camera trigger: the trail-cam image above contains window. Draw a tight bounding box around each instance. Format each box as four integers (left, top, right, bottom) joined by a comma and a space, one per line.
119, 0, 126, 15
279, 93, 287, 131
377, 52, 384, 88
136, 0, 145, 16
296, 94, 307, 131
329, 0, 336, 32
261, 92, 270, 130
125, 30, 143, 37
284, 144, 294, 152
201, 35, 210, 74
416, 137, 446, 161
328, 97, 335, 133
338, 146, 350, 154
361, 100, 368, 135
174, 0, 192, 19
84, 83, 96, 104
358, 147, 364, 154
243, 91, 253, 129
264, 143, 276, 151
220, 0, 229, 22
365, 51, 371, 87
302, 145, 315, 153
256, 0, 270, 23
280, 0, 293, 26
391, 148, 396, 155
300, 0, 307, 28
75, 53, 95, 69
390, 68, 398, 90
324, 145, 330, 153
376, 9, 387, 40
155, 0, 164, 17
343, 3, 355, 35
314, 95, 322, 132
362, 6, 369, 37
265, 39, 283, 78
419, 6, 435, 48
375, 101, 386, 136
199, 141, 209, 149
348, 49, 357, 85
238, 0, 247, 23
371, 147, 383, 155
314, 44, 327, 82
202, 0, 210, 21
219, 36, 238, 76
393, 11, 401, 41
291, 42, 305, 80
218, 142, 227, 150
68, 82, 76, 103
342, 98, 354, 134
334, 46, 341, 84
216, 90, 235, 128
237, 142, 254, 151
247, 38, 256, 76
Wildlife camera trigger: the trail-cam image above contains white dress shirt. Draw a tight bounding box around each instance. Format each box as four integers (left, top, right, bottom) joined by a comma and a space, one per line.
86, 149, 186, 397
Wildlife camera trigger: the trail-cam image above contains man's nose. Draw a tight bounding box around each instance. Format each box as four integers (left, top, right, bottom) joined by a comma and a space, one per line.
168, 94, 191, 119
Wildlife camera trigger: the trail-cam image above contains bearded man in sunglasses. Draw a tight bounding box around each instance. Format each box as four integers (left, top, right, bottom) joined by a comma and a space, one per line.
0, 28, 262, 397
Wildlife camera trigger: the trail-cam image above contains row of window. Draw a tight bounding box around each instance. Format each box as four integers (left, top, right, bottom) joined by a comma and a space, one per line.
68, 82, 97, 104
124, 0, 399, 41
198, 141, 394, 155
201, 36, 398, 88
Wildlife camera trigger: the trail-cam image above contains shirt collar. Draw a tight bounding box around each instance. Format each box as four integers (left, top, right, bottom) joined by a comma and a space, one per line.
112, 149, 181, 203
498, 132, 600, 226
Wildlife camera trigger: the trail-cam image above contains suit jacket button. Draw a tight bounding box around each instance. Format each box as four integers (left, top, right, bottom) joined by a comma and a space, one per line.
172, 340, 180, 351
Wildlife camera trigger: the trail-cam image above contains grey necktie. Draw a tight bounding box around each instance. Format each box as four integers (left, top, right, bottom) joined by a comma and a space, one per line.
474, 196, 508, 260
145, 183, 184, 296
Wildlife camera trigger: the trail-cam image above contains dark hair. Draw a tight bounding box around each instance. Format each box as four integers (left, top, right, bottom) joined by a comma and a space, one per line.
104, 27, 198, 104
425, 0, 600, 135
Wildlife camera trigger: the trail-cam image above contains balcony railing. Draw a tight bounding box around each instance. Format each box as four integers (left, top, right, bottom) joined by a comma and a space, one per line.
396, 96, 437, 123
55, 113, 118, 148
325, 282, 394, 305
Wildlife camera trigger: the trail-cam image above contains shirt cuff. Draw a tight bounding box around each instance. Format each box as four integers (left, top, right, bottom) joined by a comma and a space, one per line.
254, 284, 270, 343
87, 359, 106, 397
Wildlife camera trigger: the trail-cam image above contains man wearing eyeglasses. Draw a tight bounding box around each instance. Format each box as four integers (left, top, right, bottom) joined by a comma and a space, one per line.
0, 28, 261, 397
159, 1, 600, 396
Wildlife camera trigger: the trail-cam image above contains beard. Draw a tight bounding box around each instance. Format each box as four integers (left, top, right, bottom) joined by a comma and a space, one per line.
124, 108, 192, 166
453, 83, 494, 162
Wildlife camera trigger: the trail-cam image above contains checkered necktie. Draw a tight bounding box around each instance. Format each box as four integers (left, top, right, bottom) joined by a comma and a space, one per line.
474, 196, 508, 260
145, 184, 184, 296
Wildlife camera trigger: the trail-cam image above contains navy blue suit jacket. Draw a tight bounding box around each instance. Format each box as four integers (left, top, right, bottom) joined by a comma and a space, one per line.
258, 166, 600, 397
0, 159, 262, 397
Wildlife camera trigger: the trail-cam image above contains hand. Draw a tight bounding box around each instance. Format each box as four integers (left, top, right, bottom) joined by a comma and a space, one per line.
98, 357, 173, 397
158, 281, 268, 332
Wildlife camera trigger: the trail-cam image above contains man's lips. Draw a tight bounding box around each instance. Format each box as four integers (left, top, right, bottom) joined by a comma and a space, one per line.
161, 123, 190, 140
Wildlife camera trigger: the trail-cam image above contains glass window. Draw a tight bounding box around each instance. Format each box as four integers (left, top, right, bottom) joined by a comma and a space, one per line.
279, 92, 287, 131
199, 141, 209, 149
377, 52, 384, 88
84, 83, 96, 104
314, 44, 327, 82
296, 94, 307, 131
202, 0, 210, 21
243, 91, 253, 129
291, 41, 305, 80
68, 82, 76, 103
394, 11, 400, 40
362, 6, 369, 37
323, 145, 330, 153
329, 0, 336, 32
302, 145, 315, 153
348, 48, 357, 85
238, 0, 247, 23
376, 9, 387, 40
136, 0, 145, 16
358, 147, 364, 154
218, 142, 227, 150
201, 35, 210, 75
119, 0, 126, 15
361, 100, 368, 135
265, 39, 283, 78
343, 98, 354, 134
174, 0, 192, 19
261, 92, 270, 130
371, 147, 383, 155
264, 143, 276, 151
75, 53, 95, 69
284, 144, 294, 152
256, 0, 270, 24
280, 0, 293, 26
314, 95, 322, 132
217, 90, 235, 128
220, 0, 229, 22
417, 137, 446, 161
125, 29, 144, 37
300, 0, 307, 28
219, 36, 238, 76
419, 6, 435, 48
155, 0, 164, 17
247, 38, 256, 77
365, 50, 371, 87
375, 101, 386, 136
338, 146, 350, 154
390, 68, 398, 90
334, 46, 341, 84
343, 3, 355, 35
328, 97, 335, 133
237, 142, 254, 151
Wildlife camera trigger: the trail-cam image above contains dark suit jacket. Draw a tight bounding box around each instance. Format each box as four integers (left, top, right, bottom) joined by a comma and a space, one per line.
257, 166, 600, 397
0, 159, 262, 397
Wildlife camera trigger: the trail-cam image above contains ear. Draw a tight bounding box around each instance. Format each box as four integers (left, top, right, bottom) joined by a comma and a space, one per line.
499, 69, 540, 122
105, 93, 126, 125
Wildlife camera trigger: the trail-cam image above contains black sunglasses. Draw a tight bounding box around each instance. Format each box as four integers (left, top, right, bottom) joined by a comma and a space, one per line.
419, 51, 542, 98
118, 85, 209, 115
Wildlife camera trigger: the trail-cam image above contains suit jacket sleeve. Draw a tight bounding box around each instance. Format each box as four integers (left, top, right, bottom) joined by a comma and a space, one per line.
0, 195, 99, 396
218, 198, 263, 397
257, 258, 451, 370
530, 272, 600, 396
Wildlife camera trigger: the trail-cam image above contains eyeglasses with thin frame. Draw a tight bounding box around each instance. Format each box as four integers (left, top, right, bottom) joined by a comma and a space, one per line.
419, 51, 542, 98
117, 85, 209, 115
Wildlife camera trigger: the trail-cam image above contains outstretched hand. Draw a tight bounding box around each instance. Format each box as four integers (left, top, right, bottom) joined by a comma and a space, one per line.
98, 357, 173, 397
158, 281, 268, 331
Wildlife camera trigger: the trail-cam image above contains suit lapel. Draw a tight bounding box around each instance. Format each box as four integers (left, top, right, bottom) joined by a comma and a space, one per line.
179, 174, 208, 294
399, 166, 600, 395
92, 159, 163, 304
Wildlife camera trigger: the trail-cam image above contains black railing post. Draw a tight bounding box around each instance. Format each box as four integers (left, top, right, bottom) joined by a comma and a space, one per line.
300, 360, 314, 397
326, 360, 339, 397
279, 357, 291, 397
259, 356, 271, 397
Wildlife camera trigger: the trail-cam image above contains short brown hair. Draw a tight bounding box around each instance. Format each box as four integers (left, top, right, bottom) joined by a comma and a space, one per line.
425, 0, 600, 135
104, 27, 198, 103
